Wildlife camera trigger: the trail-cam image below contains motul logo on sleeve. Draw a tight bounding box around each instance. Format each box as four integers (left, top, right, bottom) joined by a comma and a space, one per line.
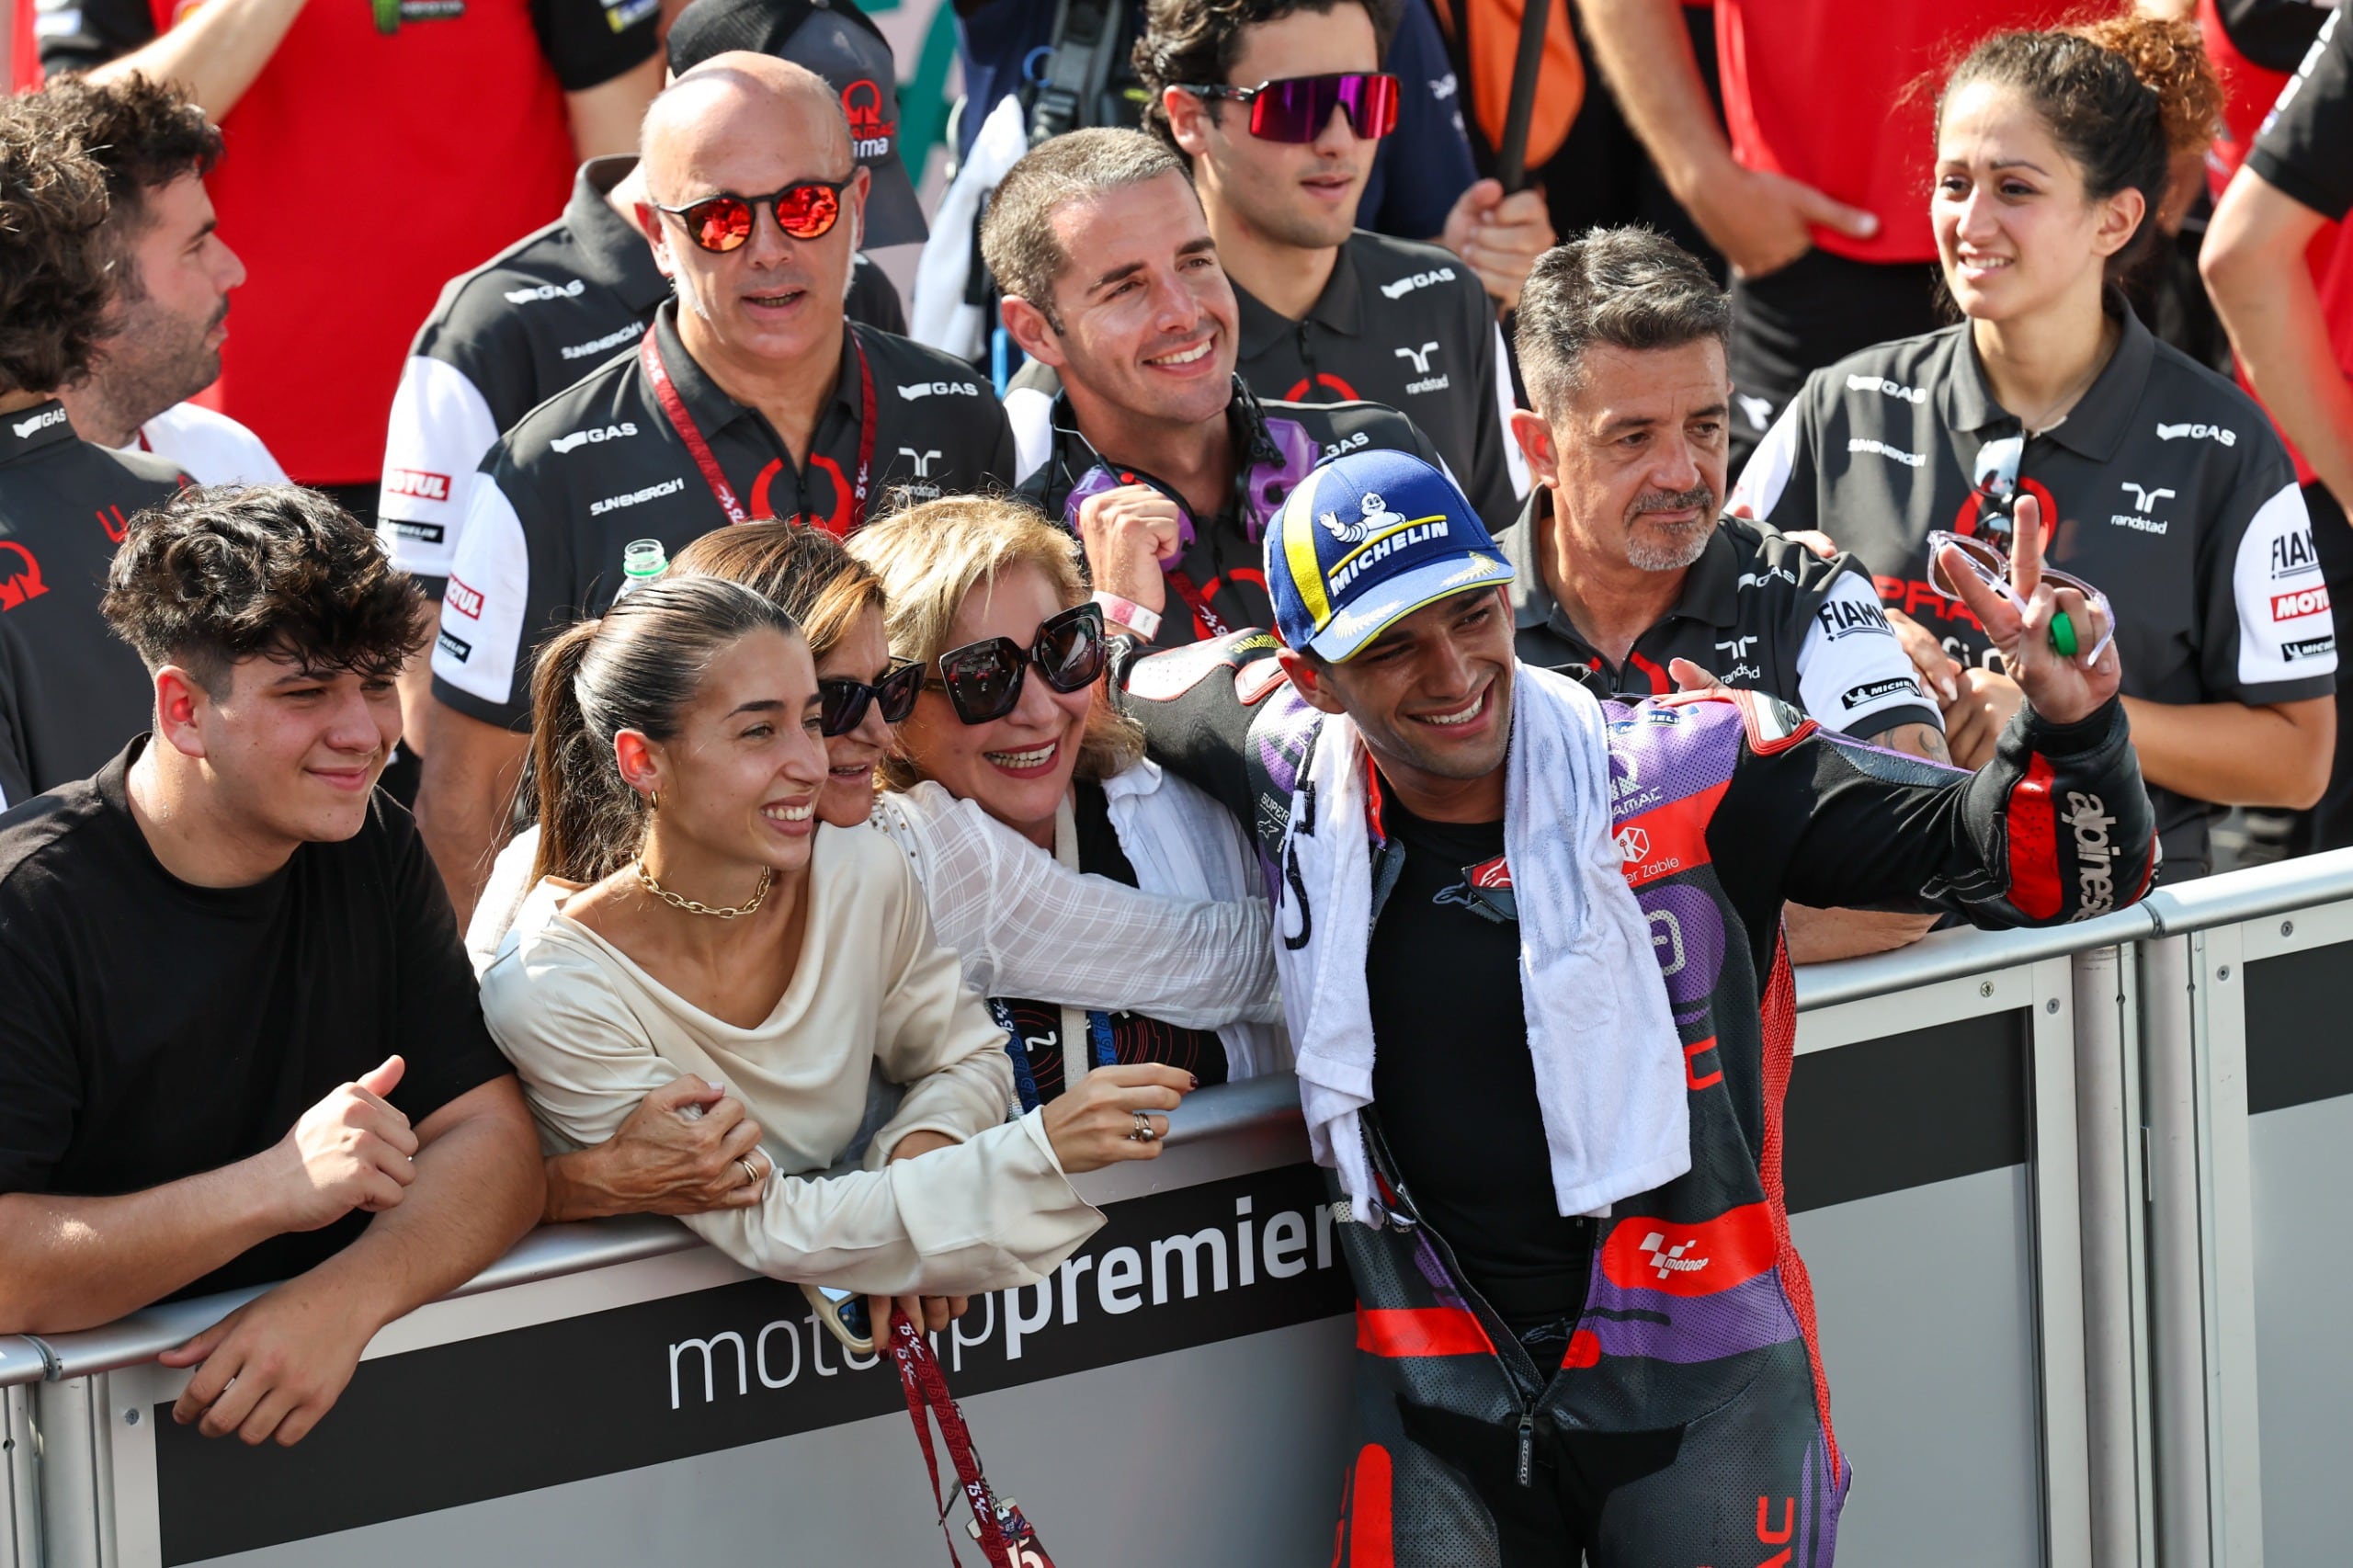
2273, 585, 2331, 620
445, 576, 484, 619
2063, 791, 2120, 921
385, 468, 451, 502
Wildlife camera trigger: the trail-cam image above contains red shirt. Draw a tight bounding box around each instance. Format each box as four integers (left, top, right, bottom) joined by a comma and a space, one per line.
1713, 0, 2051, 266
179, 0, 583, 484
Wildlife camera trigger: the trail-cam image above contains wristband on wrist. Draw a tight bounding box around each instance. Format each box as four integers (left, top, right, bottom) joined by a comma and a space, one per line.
1092, 589, 1162, 642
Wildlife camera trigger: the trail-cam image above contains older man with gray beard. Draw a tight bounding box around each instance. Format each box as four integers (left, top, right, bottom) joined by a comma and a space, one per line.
1504, 228, 1948, 961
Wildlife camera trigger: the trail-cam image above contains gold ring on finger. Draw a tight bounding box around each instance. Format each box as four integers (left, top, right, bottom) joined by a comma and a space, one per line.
739, 1155, 762, 1186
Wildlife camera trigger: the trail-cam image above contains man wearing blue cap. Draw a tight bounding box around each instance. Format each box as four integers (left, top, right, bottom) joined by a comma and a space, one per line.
1109, 447, 2154, 1563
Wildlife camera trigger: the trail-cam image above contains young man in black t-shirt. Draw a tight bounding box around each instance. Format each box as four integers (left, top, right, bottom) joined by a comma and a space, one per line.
0, 485, 541, 1449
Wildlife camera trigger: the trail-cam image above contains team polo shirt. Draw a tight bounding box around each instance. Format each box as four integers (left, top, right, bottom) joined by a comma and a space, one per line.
379, 156, 907, 587
1506, 497, 1938, 740
434, 303, 1017, 729
1231, 230, 1524, 534
0, 403, 183, 791
1713, 0, 2048, 266
1007, 382, 1444, 645
42, 0, 661, 489
1732, 305, 2335, 871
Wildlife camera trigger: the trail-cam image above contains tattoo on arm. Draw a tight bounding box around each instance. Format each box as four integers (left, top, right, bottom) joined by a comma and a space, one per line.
1875, 722, 1953, 767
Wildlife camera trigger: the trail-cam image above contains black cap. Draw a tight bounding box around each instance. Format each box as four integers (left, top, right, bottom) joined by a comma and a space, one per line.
667, 0, 928, 249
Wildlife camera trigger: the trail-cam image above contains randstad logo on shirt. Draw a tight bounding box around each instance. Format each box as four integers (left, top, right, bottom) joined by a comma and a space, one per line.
8, 407, 66, 440
504, 278, 586, 305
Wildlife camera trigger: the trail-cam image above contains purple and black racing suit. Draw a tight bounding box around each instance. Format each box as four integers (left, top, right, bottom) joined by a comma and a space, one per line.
1118, 632, 2156, 1567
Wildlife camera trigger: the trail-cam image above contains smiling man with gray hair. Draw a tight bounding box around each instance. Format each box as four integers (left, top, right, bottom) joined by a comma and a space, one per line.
1506, 227, 1949, 960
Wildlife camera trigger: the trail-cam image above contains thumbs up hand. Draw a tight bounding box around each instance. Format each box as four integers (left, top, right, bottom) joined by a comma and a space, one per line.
269, 1055, 421, 1231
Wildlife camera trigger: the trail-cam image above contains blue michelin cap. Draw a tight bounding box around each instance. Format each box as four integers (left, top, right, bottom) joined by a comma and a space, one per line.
1264, 449, 1514, 662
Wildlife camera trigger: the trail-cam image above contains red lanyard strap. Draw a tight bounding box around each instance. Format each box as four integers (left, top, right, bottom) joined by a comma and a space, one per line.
889, 1312, 1048, 1568
641, 325, 879, 532
1162, 568, 1228, 641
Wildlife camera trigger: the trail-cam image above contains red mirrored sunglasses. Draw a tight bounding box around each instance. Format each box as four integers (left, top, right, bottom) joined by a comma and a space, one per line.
1177, 73, 1400, 143
653, 178, 851, 253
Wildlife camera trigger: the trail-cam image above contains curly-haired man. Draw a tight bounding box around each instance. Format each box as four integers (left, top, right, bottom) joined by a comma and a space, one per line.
0, 483, 543, 1449
0, 89, 188, 798
39, 74, 285, 486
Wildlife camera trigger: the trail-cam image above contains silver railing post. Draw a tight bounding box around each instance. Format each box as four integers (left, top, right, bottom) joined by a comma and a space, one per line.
2141, 933, 2211, 1568
32, 1375, 113, 1568
2072, 943, 2154, 1568
3, 1387, 36, 1568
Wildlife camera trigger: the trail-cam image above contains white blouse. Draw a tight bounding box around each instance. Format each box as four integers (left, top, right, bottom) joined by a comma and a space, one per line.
469, 790, 1282, 1045
481, 824, 1101, 1296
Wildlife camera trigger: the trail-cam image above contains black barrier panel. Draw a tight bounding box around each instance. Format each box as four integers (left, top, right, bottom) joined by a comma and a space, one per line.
1784, 1009, 2029, 1211
2245, 945, 2353, 1114
153, 1165, 1351, 1564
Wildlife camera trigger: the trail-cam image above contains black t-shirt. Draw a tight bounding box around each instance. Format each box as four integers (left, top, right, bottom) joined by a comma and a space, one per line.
1360, 788, 1593, 1328
2249, 8, 2353, 222
432, 301, 1017, 729
0, 741, 513, 1300
996, 780, 1229, 1101
379, 155, 905, 589
0, 404, 184, 792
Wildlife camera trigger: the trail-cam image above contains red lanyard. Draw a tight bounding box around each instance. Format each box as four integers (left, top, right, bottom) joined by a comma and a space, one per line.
639, 325, 878, 532
887, 1312, 1055, 1567
1162, 569, 1229, 640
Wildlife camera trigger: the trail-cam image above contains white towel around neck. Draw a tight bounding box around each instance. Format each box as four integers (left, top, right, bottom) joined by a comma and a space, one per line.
1280, 663, 1691, 1225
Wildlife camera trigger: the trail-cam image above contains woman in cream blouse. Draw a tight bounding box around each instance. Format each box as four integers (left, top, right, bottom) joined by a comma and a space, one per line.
478, 574, 1193, 1331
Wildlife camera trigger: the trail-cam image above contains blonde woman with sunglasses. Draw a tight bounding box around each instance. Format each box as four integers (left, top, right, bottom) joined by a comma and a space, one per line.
851, 496, 1287, 1106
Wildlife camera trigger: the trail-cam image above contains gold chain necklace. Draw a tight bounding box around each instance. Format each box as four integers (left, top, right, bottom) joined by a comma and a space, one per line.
634, 861, 774, 919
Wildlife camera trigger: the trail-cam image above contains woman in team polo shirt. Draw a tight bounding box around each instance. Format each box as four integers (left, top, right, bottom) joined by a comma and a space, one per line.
1733, 10, 2336, 877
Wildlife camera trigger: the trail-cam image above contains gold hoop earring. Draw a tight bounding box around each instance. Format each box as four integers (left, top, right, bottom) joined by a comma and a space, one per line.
646, 790, 660, 813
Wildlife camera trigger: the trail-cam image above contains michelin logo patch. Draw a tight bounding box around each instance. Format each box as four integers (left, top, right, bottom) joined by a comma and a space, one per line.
1841, 676, 1919, 710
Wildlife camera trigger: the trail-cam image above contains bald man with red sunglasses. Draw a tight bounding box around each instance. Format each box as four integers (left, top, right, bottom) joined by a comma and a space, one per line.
417, 54, 1016, 922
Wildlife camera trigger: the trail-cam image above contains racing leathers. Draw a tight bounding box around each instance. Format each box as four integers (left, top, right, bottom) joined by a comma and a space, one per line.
1117, 631, 2156, 1565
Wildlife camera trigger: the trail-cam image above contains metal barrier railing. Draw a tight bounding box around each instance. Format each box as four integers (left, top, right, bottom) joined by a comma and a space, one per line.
12, 851, 2353, 1568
